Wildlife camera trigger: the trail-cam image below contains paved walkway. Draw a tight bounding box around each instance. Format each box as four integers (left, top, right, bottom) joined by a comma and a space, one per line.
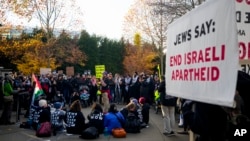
0, 105, 189, 141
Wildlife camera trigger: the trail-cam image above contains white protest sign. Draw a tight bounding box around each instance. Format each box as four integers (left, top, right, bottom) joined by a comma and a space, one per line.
166, 0, 238, 107
40, 68, 51, 75
237, 0, 250, 73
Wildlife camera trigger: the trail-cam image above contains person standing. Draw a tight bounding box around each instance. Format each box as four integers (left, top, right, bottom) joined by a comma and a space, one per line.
0, 73, 18, 125
159, 75, 177, 136
89, 75, 98, 105
124, 74, 131, 104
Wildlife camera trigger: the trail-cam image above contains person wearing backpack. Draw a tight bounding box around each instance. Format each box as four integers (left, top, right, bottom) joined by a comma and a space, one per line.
103, 104, 125, 134
120, 102, 141, 133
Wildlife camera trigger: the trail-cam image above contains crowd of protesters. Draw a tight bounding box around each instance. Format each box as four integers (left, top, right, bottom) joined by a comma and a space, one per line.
0, 71, 159, 136
1, 70, 250, 141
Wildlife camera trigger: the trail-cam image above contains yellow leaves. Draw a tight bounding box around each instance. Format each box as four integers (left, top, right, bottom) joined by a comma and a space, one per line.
134, 33, 141, 47
0, 32, 57, 75
123, 42, 157, 74
15, 50, 58, 75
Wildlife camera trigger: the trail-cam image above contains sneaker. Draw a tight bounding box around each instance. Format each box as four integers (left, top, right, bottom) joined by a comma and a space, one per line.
178, 125, 184, 128
163, 131, 175, 136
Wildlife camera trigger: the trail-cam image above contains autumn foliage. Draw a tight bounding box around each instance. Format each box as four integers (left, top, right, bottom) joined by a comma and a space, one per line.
0, 29, 86, 75
123, 33, 158, 74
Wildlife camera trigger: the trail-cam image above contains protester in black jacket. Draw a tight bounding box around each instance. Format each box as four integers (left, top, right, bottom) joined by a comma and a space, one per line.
65, 100, 86, 134
86, 103, 104, 134
38, 99, 51, 124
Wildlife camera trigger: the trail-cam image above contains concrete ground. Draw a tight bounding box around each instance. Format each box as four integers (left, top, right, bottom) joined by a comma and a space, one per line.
0, 105, 190, 141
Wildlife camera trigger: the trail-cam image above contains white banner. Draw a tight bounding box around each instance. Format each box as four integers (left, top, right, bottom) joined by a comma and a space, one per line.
166, 0, 238, 107
237, 0, 250, 73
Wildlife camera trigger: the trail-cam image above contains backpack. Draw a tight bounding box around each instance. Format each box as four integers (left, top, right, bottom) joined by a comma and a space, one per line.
79, 126, 99, 139
36, 122, 52, 137
124, 112, 141, 133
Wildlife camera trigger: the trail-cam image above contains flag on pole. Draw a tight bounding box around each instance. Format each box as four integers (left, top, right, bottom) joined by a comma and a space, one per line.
31, 74, 44, 105
157, 64, 161, 81
27, 74, 45, 122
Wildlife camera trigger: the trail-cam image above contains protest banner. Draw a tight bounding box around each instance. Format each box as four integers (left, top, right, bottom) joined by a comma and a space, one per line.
237, 0, 250, 74
166, 0, 238, 107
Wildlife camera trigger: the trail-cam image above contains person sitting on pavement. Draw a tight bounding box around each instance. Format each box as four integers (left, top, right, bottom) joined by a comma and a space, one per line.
19, 98, 39, 129
130, 97, 143, 126
37, 99, 51, 125
86, 103, 104, 134
103, 103, 125, 134
120, 102, 141, 133
64, 100, 86, 134
51, 102, 66, 135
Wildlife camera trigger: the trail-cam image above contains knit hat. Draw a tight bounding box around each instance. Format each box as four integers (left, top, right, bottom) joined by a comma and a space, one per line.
139, 97, 146, 104
39, 99, 47, 107
54, 102, 62, 109
131, 98, 138, 105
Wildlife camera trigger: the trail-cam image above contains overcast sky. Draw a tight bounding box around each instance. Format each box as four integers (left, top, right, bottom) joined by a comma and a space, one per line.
77, 0, 134, 40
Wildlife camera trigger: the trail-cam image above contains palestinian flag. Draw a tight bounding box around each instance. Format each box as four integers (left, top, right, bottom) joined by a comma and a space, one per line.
31, 74, 44, 105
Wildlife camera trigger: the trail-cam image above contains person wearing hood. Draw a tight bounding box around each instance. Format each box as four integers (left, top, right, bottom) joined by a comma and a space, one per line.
51, 102, 66, 135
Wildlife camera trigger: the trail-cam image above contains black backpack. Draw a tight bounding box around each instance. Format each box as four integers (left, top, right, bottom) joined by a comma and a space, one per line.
79, 126, 99, 139
124, 112, 141, 133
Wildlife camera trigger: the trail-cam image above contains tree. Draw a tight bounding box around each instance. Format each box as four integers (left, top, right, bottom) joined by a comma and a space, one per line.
134, 32, 142, 47
1, 0, 84, 69
98, 37, 125, 74
123, 33, 158, 74
123, 0, 206, 75
0, 30, 56, 74
53, 30, 87, 71
0, 0, 84, 35
123, 0, 169, 76
78, 30, 100, 73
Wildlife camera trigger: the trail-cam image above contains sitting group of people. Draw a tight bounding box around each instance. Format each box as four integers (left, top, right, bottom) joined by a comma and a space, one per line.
20, 95, 150, 138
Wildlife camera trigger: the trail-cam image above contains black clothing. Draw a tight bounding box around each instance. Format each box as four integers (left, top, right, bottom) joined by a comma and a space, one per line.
141, 103, 150, 124
158, 80, 176, 106
38, 106, 51, 123
65, 111, 86, 134
87, 109, 104, 134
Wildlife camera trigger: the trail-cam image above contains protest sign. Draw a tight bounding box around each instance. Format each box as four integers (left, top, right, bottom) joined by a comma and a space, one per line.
166, 0, 238, 107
